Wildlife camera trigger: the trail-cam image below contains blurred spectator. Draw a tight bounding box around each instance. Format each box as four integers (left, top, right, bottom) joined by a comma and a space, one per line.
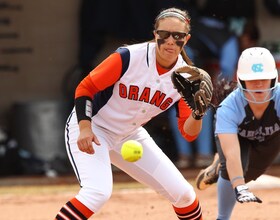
168, 106, 214, 168
170, 0, 260, 168
186, 17, 239, 81
186, 0, 257, 81
238, 20, 260, 54
264, 0, 280, 16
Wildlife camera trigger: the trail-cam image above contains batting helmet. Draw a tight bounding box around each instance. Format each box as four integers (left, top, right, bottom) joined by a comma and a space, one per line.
237, 47, 278, 103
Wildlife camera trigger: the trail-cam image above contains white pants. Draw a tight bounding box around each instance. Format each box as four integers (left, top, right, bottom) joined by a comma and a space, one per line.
65, 112, 196, 213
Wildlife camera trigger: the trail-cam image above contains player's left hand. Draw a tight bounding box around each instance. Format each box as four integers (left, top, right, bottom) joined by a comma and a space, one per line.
235, 185, 262, 203
171, 66, 213, 120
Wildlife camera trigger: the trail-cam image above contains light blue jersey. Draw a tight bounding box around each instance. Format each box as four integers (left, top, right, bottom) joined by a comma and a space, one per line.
216, 83, 280, 142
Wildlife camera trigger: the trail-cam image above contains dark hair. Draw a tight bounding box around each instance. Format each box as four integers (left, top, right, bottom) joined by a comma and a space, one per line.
154, 7, 193, 65
242, 20, 260, 42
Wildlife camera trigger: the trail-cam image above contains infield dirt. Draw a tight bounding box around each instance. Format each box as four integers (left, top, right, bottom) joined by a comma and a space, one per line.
0, 166, 279, 220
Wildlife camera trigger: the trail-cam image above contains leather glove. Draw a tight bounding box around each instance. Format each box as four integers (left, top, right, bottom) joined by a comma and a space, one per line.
171, 66, 213, 120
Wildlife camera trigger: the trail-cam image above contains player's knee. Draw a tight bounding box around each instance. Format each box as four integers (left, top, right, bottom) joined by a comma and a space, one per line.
172, 184, 197, 207
77, 186, 112, 212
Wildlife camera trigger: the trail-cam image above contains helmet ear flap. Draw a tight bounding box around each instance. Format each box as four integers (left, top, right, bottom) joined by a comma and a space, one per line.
271, 78, 276, 88
238, 79, 246, 89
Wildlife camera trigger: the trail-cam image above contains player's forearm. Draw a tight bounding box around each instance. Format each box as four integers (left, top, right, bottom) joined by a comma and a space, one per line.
219, 134, 245, 188
78, 120, 92, 132
226, 156, 245, 188
183, 115, 202, 136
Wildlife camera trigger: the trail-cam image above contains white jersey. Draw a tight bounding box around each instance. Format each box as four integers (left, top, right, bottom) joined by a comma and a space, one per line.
90, 42, 186, 136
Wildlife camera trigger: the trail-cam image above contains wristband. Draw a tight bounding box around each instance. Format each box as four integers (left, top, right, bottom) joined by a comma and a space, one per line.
231, 176, 244, 184
75, 96, 93, 122
192, 112, 203, 120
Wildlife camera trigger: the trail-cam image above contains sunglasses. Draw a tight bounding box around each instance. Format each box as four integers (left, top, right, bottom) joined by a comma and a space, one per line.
156, 30, 187, 40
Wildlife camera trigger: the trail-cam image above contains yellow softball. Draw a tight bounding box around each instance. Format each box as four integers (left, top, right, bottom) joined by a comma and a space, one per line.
121, 140, 143, 162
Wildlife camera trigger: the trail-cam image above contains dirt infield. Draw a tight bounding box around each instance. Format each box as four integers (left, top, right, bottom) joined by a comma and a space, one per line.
0, 166, 279, 220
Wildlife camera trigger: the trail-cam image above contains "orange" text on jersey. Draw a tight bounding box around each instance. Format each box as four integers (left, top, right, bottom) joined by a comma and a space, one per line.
119, 83, 173, 110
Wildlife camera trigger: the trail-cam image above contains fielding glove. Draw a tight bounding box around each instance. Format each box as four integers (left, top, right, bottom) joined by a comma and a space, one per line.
171, 66, 213, 119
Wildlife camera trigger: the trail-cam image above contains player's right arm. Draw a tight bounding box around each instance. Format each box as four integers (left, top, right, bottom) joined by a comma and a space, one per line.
215, 94, 243, 185
74, 52, 123, 153
218, 133, 244, 188
216, 102, 262, 203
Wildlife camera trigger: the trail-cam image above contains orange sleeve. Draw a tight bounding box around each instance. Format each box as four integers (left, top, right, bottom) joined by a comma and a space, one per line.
75, 52, 123, 99
177, 99, 198, 142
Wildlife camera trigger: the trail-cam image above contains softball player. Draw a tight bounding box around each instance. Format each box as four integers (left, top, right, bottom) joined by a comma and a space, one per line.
196, 47, 280, 220
54, 7, 208, 220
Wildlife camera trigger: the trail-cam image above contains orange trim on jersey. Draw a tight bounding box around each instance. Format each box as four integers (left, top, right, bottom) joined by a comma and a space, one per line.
155, 63, 198, 142
177, 99, 198, 142
70, 198, 94, 218
155, 63, 196, 141
156, 62, 170, 75
75, 52, 123, 99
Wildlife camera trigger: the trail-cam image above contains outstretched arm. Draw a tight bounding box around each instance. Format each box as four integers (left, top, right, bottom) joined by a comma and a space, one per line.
172, 66, 213, 141
218, 134, 244, 187
218, 133, 262, 203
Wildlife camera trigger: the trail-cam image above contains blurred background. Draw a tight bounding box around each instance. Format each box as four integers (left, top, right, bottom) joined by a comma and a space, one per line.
0, 0, 280, 177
